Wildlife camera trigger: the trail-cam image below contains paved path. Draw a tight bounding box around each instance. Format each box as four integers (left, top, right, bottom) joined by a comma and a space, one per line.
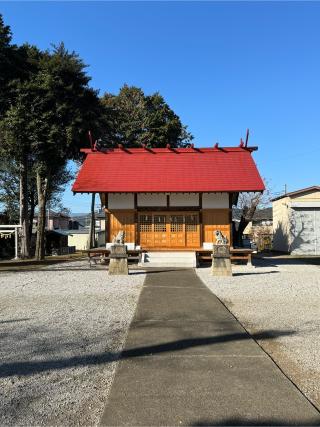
101, 269, 320, 426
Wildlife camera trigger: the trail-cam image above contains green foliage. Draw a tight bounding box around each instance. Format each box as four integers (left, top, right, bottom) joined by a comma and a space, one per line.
101, 85, 193, 148
1, 41, 104, 170
0, 159, 19, 222
0, 15, 41, 116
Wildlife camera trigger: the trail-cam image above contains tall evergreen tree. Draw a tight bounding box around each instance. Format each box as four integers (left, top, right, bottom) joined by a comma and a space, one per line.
101, 85, 193, 148
0, 14, 105, 259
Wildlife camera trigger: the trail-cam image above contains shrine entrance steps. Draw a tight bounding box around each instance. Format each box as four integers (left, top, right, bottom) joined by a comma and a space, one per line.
139, 251, 197, 267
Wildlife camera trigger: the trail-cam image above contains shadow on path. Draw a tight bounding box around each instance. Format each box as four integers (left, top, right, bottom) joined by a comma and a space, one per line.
190, 416, 320, 426
0, 329, 294, 378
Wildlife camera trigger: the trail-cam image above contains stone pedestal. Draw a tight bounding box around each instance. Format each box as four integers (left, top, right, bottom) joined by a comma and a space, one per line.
211, 244, 232, 277
108, 244, 128, 275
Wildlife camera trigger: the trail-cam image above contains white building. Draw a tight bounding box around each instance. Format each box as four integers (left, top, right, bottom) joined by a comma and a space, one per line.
272, 186, 320, 255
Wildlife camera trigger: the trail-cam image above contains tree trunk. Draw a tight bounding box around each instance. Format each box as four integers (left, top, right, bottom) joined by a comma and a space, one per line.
19, 156, 30, 258
234, 203, 259, 247
35, 172, 48, 260
89, 193, 96, 249
234, 216, 249, 247
28, 188, 36, 252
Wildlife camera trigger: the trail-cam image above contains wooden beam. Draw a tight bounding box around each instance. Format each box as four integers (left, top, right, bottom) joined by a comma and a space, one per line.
137, 206, 201, 212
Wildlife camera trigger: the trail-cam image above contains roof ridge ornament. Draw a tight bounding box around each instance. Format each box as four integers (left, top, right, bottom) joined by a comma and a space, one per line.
245, 128, 250, 147
88, 130, 95, 151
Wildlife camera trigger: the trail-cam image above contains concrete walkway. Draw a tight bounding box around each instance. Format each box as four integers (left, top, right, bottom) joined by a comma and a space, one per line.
101, 269, 320, 426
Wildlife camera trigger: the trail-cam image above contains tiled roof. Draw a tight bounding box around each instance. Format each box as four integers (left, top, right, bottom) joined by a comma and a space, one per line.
72, 147, 265, 193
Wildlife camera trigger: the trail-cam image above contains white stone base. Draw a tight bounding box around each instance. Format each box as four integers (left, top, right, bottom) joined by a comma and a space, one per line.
203, 242, 213, 250
106, 242, 136, 250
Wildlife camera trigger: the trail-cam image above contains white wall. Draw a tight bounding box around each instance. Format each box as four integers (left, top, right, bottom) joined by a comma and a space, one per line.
137, 193, 167, 207
68, 233, 89, 250
107, 192, 230, 209
272, 197, 290, 252
108, 193, 134, 209
202, 193, 229, 208
170, 193, 199, 206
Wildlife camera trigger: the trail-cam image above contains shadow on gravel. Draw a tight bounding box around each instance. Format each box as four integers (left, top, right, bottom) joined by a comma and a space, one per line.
0, 329, 295, 378
257, 256, 320, 267
232, 270, 279, 276
0, 268, 181, 274
0, 318, 30, 324
190, 416, 320, 426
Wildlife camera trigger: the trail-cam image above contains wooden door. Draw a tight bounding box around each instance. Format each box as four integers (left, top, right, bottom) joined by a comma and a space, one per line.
109, 210, 136, 243
139, 214, 153, 247
169, 214, 185, 247
153, 214, 168, 247
185, 214, 200, 247
202, 209, 230, 244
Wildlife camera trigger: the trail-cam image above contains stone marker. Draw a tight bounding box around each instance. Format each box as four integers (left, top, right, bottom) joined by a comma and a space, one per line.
211, 231, 232, 276
108, 231, 129, 275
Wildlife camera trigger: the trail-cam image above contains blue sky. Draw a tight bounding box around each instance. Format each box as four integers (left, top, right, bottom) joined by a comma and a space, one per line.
2, 1, 320, 213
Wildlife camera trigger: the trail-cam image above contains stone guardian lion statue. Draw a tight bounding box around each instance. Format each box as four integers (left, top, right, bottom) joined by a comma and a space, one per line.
112, 230, 125, 245
214, 230, 228, 245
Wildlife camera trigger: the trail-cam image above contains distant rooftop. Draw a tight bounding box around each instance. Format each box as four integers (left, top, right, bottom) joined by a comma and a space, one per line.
271, 186, 320, 202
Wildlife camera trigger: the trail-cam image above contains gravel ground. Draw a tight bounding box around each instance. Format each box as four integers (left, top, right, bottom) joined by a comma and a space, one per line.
0, 261, 145, 426
197, 258, 320, 411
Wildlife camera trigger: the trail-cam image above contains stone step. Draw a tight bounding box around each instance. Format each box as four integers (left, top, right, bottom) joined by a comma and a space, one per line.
145, 252, 195, 257
140, 251, 197, 267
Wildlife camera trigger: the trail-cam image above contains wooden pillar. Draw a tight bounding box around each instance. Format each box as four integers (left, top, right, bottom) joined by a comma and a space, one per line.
199, 193, 203, 247
105, 194, 109, 244
229, 192, 233, 247
105, 211, 110, 244
134, 194, 138, 245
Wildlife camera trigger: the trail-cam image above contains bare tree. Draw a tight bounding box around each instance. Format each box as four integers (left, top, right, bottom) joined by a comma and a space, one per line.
234, 179, 272, 246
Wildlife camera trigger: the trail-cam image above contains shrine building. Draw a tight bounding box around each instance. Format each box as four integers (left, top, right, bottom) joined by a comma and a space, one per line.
72, 144, 264, 250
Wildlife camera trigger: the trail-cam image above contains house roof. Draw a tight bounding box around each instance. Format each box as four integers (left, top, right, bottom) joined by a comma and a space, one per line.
271, 185, 320, 202
35, 209, 70, 219
72, 147, 265, 193
232, 207, 272, 222
252, 207, 272, 221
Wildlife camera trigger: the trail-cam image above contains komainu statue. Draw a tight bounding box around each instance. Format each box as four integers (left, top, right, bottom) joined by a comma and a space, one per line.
112, 231, 125, 245
214, 230, 228, 245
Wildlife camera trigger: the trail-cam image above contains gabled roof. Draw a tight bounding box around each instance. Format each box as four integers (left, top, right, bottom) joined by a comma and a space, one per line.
72, 147, 265, 193
271, 186, 320, 202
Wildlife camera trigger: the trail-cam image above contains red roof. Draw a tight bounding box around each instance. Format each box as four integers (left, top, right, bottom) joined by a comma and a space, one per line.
72, 147, 265, 193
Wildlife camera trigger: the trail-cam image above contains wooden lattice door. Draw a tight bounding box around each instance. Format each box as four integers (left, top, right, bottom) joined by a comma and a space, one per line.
139, 214, 153, 247
185, 214, 200, 247
153, 215, 167, 247
169, 215, 185, 247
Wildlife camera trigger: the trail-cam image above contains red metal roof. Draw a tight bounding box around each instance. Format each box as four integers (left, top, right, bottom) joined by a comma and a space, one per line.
72, 147, 265, 193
